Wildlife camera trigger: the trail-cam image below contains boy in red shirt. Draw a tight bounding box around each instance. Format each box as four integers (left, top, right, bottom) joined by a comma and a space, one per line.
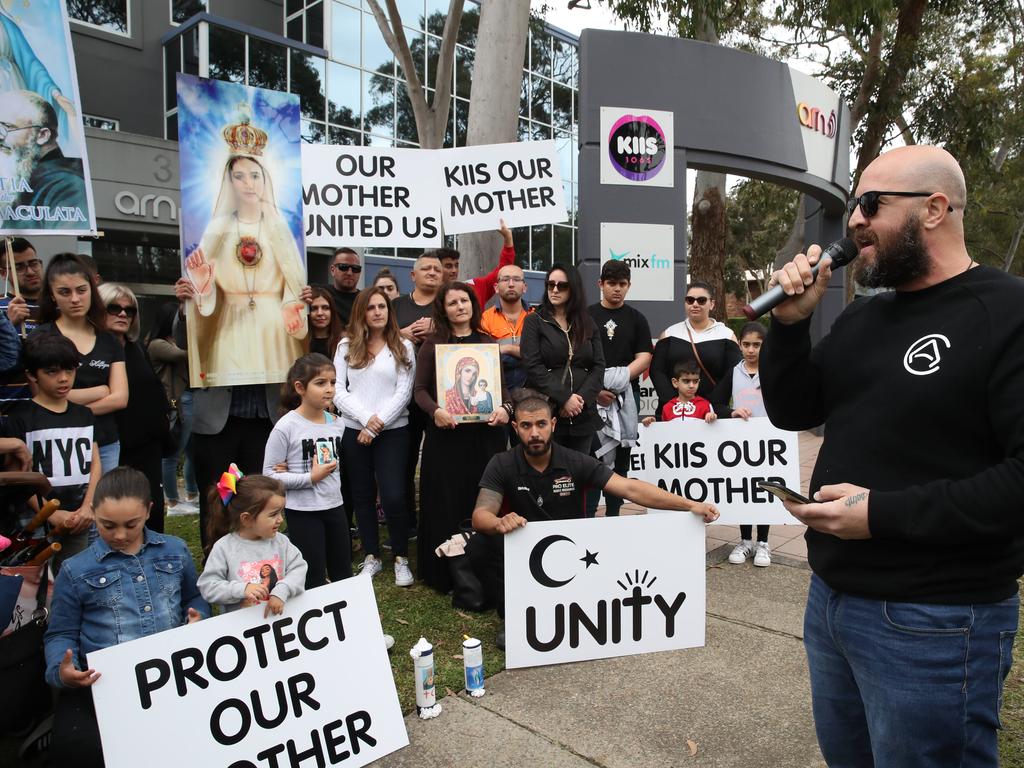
643, 360, 716, 425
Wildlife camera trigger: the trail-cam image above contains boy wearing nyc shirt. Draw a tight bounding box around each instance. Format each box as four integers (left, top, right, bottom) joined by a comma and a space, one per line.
643, 359, 716, 425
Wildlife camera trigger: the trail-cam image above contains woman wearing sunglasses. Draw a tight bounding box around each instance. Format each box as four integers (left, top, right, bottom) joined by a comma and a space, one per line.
34, 254, 128, 475
100, 283, 173, 532
521, 263, 605, 454
650, 281, 740, 418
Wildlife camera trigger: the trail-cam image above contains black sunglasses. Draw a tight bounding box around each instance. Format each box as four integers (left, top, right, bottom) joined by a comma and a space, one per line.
684, 295, 710, 306
332, 263, 362, 273
846, 190, 954, 219
106, 303, 137, 318
546, 280, 570, 292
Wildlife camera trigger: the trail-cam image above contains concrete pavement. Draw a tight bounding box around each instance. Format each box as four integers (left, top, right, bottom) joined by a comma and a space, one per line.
373, 433, 826, 767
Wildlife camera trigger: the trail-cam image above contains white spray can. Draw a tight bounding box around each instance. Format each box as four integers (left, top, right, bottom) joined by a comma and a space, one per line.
462, 635, 485, 697
410, 637, 442, 719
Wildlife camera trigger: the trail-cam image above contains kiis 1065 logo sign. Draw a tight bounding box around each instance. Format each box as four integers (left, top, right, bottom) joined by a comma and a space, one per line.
600, 107, 674, 188
600, 222, 675, 302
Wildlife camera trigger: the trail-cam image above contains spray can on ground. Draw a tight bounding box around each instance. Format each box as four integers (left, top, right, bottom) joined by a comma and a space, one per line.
463, 635, 485, 697
410, 637, 442, 719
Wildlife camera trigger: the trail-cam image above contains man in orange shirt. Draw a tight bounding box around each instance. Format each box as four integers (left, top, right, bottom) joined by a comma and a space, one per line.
480, 263, 532, 391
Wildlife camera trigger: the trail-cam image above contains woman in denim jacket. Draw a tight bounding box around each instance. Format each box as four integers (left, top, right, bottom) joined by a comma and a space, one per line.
44, 467, 210, 768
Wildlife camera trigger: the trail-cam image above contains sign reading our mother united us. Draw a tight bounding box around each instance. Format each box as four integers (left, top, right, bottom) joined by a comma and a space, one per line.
88, 579, 408, 768
633, 419, 802, 526
504, 514, 706, 669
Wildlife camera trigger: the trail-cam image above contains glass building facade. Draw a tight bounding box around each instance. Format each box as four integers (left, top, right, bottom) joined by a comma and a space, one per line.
160, 2, 580, 270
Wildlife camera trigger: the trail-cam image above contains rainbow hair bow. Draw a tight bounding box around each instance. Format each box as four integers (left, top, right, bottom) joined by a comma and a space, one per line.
216, 463, 244, 505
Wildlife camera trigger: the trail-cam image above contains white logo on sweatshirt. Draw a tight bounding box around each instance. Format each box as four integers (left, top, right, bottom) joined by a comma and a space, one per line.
903, 334, 950, 376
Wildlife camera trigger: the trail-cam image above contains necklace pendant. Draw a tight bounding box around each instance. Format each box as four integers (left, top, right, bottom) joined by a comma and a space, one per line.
248, 298, 256, 310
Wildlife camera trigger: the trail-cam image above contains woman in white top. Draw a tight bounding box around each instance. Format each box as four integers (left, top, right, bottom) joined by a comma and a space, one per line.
650, 280, 740, 416
333, 287, 416, 586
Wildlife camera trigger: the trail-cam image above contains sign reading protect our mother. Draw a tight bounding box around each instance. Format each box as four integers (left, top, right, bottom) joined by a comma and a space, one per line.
439, 139, 567, 235
0, 0, 96, 234
89, 578, 408, 768
504, 514, 706, 669
633, 419, 802, 526
302, 144, 442, 247
177, 74, 307, 388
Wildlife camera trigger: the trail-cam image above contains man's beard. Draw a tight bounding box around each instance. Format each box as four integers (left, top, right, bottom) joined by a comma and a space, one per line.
524, 436, 550, 456
853, 213, 931, 289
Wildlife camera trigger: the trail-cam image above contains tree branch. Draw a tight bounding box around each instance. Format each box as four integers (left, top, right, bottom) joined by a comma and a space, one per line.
430, 0, 465, 141
850, 22, 884, 128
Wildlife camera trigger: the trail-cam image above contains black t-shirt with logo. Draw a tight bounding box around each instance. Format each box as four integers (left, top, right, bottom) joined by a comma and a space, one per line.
5, 400, 94, 511
588, 303, 653, 395
33, 323, 125, 445
479, 443, 613, 522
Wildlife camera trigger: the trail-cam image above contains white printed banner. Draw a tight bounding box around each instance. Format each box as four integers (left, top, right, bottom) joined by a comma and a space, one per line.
504, 514, 706, 669
439, 140, 567, 234
302, 144, 442, 247
633, 418, 802, 526
89, 578, 408, 768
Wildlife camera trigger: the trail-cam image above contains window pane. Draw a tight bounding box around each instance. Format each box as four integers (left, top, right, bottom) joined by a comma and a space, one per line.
208, 26, 245, 83
554, 225, 573, 265
552, 38, 577, 85
84, 115, 118, 131
68, 0, 128, 35
555, 131, 572, 185
426, 0, 448, 21
365, 133, 393, 146
553, 82, 571, 132
248, 38, 287, 92
531, 75, 551, 125
531, 225, 552, 272
329, 125, 361, 145
397, 0, 424, 29
531, 121, 551, 141
287, 0, 304, 15
520, 72, 529, 120
328, 61, 360, 128
332, 2, 360, 65
455, 5, 478, 44
518, 118, 530, 142
529, 28, 551, 78
454, 98, 468, 147
401, 28, 424, 83
395, 84, 417, 143
363, 72, 394, 137
166, 114, 179, 140
287, 15, 303, 42
301, 119, 327, 144
172, 0, 206, 23
290, 50, 326, 122
183, 27, 200, 75
512, 226, 529, 270
306, 2, 325, 47
363, 12, 394, 76
454, 43, 472, 99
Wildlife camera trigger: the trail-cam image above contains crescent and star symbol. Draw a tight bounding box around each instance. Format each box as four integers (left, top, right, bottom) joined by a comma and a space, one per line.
529, 535, 600, 588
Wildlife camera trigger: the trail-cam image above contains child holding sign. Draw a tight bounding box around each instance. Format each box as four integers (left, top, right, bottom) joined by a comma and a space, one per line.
642, 359, 717, 425
720, 322, 772, 567
263, 353, 350, 588
199, 468, 308, 615
44, 467, 209, 768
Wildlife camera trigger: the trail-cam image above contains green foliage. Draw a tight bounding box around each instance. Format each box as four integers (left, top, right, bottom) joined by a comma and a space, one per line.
724, 179, 801, 298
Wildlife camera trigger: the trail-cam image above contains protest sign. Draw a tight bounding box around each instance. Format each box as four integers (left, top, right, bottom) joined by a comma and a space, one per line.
89, 578, 408, 768
504, 514, 705, 669
633, 419, 802, 526
177, 74, 307, 387
302, 145, 442, 248
439, 140, 567, 234
0, 0, 96, 235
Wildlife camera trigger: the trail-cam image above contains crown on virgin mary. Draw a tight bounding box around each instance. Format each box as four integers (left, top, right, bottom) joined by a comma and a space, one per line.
222, 103, 267, 157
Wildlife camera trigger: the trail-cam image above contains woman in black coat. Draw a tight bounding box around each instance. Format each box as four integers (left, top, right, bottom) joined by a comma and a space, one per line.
521, 263, 605, 454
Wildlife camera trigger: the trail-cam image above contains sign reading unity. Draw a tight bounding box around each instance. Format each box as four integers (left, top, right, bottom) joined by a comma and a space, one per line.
89, 578, 408, 768
177, 74, 308, 388
504, 514, 706, 669
0, 0, 96, 234
439, 140, 567, 235
633, 419, 802, 526
302, 144, 442, 247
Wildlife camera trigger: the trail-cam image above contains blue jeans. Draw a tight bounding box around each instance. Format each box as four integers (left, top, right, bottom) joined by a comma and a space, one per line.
97, 441, 119, 476
161, 389, 197, 502
804, 573, 1019, 767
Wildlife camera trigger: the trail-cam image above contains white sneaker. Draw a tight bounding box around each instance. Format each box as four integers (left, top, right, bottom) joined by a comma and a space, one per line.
394, 557, 414, 587
728, 540, 755, 564
166, 500, 198, 517
358, 554, 383, 578
753, 541, 772, 567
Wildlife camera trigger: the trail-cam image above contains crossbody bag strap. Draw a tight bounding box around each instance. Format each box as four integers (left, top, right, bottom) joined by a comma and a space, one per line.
685, 323, 717, 387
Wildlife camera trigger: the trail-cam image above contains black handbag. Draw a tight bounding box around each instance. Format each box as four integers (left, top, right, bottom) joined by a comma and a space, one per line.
0, 566, 52, 735
449, 521, 486, 612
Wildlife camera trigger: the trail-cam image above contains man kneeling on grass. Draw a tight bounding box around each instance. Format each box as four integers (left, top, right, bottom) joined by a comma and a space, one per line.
467, 389, 719, 649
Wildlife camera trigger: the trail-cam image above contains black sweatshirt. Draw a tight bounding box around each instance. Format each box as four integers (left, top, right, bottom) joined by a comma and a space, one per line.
760, 266, 1024, 604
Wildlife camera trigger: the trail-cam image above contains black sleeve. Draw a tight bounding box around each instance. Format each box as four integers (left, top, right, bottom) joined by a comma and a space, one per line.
632, 310, 654, 356
708, 341, 741, 414
521, 314, 572, 406
575, 325, 606, 403
478, 454, 508, 495
759, 317, 827, 431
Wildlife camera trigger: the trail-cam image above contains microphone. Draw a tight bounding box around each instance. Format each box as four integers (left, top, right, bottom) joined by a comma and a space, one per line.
742, 238, 859, 320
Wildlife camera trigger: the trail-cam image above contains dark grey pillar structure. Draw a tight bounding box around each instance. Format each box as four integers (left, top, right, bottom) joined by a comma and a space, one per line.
578, 30, 851, 337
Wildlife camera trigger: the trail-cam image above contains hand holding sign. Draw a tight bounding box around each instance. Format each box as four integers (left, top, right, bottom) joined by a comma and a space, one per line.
59, 649, 100, 688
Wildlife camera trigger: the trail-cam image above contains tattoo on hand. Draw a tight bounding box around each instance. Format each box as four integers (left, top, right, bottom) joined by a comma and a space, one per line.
844, 492, 867, 508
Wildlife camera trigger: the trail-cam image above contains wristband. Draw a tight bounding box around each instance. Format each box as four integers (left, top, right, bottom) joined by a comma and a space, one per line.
501, 402, 513, 419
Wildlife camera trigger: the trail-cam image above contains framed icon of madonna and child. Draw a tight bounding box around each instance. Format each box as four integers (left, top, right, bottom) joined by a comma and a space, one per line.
435, 344, 502, 424
177, 73, 308, 387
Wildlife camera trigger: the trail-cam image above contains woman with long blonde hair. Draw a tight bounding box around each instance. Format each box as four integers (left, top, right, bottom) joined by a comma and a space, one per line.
333, 287, 416, 586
